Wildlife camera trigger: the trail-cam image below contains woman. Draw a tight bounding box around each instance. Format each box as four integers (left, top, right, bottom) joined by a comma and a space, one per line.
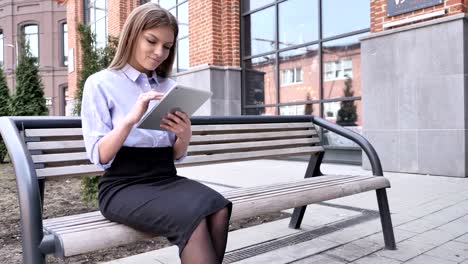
81, 3, 232, 263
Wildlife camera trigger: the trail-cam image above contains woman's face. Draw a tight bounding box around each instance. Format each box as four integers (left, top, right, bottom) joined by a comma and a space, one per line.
129, 26, 174, 76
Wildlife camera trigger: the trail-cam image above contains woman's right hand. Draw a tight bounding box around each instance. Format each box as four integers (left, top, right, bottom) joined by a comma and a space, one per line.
124, 90, 164, 126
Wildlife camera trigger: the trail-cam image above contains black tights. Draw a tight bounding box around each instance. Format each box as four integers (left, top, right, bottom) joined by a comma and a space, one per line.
181, 207, 230, 264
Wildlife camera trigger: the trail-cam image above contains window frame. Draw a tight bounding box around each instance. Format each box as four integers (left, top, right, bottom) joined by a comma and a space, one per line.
19, 22, 40, 63
240, 0, 368, 121
59, 20, 68, 67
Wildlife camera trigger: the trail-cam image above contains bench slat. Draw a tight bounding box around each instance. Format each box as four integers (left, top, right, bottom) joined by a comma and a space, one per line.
35, 146, 323, 178
31, 138, 320, 165
189, 137, 320, 154
191, 122, 314, 133
191, 130, 316, 143
36, 164, 103, 178
180, 146, 324, 166
25, 122, 315, 138
27, 130, 316, 152
27, 140, 85, 151
43, 175, 389, 257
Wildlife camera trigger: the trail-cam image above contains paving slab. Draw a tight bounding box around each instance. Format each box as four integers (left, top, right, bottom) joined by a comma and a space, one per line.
102, 161, 468, 264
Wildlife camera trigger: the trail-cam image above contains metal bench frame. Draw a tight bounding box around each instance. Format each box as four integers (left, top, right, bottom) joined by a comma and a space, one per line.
0, 115, 396, 264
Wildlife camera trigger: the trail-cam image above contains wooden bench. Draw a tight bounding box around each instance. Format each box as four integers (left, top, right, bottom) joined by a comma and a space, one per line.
0, 115, 396, 264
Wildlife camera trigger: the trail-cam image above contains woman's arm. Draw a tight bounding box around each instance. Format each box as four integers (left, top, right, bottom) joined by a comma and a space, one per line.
97, 90, 165, 164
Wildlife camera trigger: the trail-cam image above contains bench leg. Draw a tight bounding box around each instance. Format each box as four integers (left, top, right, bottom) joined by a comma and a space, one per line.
289, 206, 307, 229
289, 151, 323, 229
38, 178, 45, 210
376, 188, 396, 250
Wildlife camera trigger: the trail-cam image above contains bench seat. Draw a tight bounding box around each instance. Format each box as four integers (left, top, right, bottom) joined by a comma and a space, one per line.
43, 174, 389, 258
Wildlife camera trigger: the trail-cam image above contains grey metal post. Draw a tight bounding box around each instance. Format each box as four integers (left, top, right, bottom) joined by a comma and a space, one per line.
0, 117, 46, 263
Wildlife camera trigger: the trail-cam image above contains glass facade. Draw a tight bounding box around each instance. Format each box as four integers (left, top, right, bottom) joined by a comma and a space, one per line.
241, 0, 369, 130
86, 0, 107, 49
152, 0, 189, 72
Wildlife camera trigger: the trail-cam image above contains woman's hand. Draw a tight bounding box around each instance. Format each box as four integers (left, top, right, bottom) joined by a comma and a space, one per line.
161, 111, 192, 143
125, 90, 164, 126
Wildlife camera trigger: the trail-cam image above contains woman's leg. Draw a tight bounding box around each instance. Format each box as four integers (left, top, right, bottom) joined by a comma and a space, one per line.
181, 218, 218, 264
207, 207, 230, 263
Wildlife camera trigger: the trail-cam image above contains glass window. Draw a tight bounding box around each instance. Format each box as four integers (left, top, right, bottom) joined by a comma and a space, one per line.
244, 54, 277, 107
152, 0, 190, 72
86, 0, 107, 49
242, 0, 274, 12
0, 31, 3, 67
279, 45, 319, 104
243, 6, 275, 56
241, 0, 369, 142
245, 106, 277, 116
178, 37, 189, 71
158, 0, 177, 9
322, 0, 370, 38
323, 34, 365, 99
178, 1, 188, 38
323, 99, 361, 127
278, 0, 318, 49
62, 23, 68, 66
22, 24, 39, 61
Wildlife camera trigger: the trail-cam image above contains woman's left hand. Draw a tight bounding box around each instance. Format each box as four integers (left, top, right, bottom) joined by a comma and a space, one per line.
161, 111, 192, 144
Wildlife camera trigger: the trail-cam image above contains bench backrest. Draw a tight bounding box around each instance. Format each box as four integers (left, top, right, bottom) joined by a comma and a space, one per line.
21, 117, 322, 179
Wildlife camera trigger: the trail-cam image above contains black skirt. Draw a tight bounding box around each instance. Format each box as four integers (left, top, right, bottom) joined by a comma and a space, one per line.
98, 146, 232, 254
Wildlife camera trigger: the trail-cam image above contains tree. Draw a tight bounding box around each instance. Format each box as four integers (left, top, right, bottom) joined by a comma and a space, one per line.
10, 39, 48, 116
336, 76, 357, 126
74, 24, 102, 115
0, 67, 11, 163
75, 24, 119, 205
304, 92, 313, 115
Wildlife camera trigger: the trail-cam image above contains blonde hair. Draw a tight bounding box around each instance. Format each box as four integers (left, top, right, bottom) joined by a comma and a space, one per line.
109, 3, 179, 78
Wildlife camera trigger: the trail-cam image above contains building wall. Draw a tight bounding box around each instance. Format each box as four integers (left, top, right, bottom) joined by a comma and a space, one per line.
66, 0, 241, 116
363, 1, 468, 177
0, 0, 67, 115
371, 0, 467, 32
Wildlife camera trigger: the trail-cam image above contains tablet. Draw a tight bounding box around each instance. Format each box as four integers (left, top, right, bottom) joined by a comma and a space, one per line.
136, 84, 212, 130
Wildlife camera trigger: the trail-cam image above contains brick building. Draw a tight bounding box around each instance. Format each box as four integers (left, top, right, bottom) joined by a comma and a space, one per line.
61, 0, 467, 176
0, 0, 68, 115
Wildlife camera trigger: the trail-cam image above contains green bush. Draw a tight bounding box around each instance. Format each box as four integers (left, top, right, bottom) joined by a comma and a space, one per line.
0, 67, 10, 163
76, 24, 118, 205
10, 40, 48, 117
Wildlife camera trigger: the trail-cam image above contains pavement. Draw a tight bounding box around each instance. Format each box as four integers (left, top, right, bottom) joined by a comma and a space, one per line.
102, 159, 468, 264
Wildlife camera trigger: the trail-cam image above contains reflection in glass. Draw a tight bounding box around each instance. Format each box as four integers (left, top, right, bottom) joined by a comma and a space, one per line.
156, 0, 177, 9
178, 2, 189, 38
87, 0, 107, 49
279, 103, 319, 116
279, 45, 319, 104
242, 0, 274, 12
178, 37, 189, 71
0, 32, 3, 67
279, 0, 318, 49
323, 100, 361, 126
244, 54, 276, 110
245, 106, 277, 116
322, 34, 365, 99
243, 6, 275, 56
23, 25, 39, 60
151, 0, 189, 72
322, 0, 369, 38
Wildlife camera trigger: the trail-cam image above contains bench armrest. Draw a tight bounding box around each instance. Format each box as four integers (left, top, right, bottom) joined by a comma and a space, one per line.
0, 117, 46, 261
312, 116, 384, 176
